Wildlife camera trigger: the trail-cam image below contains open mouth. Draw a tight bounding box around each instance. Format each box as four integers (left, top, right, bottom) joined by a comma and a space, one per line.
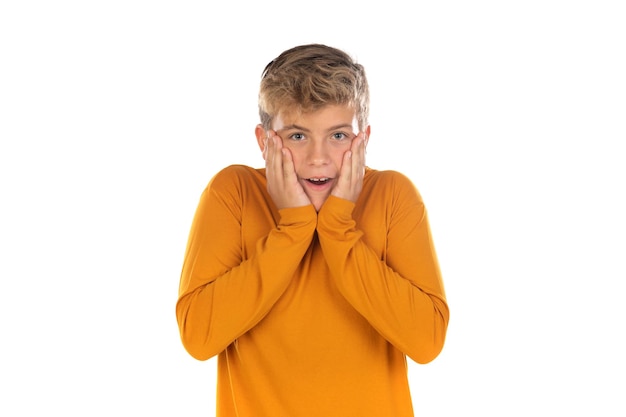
305, 177, 331, 185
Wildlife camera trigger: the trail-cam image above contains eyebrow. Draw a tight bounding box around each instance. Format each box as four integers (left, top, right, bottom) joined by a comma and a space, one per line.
279, 124, 310, 132
279, 123, 355, 132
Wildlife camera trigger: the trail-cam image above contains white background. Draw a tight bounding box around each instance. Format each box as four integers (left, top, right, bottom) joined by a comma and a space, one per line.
1, 1, 624, 415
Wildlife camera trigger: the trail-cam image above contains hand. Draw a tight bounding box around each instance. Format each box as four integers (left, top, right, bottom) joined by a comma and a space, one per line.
331, 132, 367, 203
264, 131, 312, 210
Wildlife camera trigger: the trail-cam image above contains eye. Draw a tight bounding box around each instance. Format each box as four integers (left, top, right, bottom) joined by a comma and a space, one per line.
289, 133, 305, 141
332, 132, 348, 141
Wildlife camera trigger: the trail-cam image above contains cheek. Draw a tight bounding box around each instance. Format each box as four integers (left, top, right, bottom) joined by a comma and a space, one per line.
331, 146, 349, 167
286, 147, 304, 170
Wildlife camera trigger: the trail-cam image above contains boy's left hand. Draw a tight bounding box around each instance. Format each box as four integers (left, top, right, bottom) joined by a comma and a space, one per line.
331, 132, 367, 203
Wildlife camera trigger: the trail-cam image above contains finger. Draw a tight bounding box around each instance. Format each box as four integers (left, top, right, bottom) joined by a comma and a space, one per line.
265, 133, 273, 168
267, 135, 283, 182
266, 134, 282, 184
262, 137, 268, 161
275, 137, 298, 185
347, 134, 362, 180
281, 146, 298, 183
340, 147, 353, 185
346, 133, 365, 194
352, 133, 366, 178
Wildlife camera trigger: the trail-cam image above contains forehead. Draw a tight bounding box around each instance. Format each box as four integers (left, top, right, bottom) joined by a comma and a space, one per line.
272, 104, 358, 130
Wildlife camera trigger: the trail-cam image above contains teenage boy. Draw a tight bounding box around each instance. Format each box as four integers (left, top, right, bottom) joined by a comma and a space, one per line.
176, 43, 449, 417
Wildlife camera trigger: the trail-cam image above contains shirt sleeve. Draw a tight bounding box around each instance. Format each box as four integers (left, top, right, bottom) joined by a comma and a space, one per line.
316, 175, 449, 364
176, 168, 317, 360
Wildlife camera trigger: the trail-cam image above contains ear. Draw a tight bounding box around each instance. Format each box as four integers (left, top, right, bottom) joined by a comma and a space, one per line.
255, 124, 267, 153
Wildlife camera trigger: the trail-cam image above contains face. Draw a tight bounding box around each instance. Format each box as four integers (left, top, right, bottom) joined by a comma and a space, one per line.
257, 104, 369, 211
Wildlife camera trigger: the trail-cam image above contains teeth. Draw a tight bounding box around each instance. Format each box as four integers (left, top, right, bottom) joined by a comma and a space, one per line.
308, 178, 329, 183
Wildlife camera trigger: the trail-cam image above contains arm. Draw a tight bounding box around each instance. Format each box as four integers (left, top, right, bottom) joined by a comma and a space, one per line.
317, 177, 449, 364
176, 167, 317, 360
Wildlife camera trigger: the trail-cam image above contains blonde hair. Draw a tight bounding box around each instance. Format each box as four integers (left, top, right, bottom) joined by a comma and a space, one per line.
258, 44, 369, 131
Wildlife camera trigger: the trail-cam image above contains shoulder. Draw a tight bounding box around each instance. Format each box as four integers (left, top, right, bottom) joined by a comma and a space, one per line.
198, 165, 266, 204
363, 168, 423, 201
197, 165, 267, 213
207, 164, 265, 190
212, 164, 263, 181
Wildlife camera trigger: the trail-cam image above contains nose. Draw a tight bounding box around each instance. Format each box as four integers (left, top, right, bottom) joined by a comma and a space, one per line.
306, 140, 330, 166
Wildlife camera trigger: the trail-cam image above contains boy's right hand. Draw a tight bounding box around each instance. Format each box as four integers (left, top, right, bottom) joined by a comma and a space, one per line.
264, 131, 312, 210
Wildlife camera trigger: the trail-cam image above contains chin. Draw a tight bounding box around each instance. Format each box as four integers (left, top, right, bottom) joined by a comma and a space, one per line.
310, 198, 327, 212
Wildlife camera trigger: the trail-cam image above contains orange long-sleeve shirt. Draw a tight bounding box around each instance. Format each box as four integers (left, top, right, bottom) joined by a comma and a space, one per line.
176, 164, 449, 417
